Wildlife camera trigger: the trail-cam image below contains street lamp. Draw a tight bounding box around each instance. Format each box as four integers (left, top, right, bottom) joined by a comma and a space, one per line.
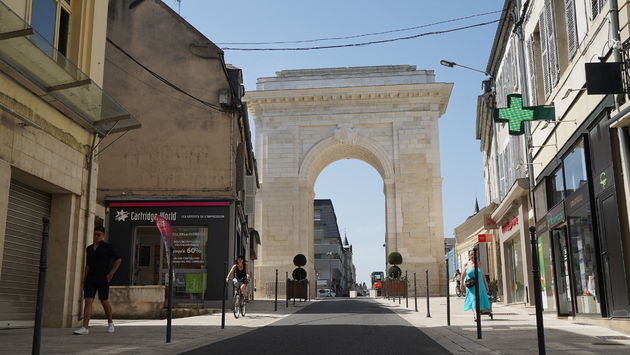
326, 251, 333, 291
439, 59, 492, 77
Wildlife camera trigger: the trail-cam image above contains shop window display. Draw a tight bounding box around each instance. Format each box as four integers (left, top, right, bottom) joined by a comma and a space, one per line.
567, 206, 601, 314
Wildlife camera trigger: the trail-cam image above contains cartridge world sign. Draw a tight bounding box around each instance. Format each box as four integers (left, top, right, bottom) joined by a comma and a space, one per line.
106, 201, 232, 289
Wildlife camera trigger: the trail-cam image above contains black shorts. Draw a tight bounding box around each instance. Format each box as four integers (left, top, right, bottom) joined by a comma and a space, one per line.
84, 276, 110, 300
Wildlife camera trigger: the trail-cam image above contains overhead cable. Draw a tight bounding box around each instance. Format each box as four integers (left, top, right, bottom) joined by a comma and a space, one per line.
222, 19, 500, 51
106, 38, 227, 112
218, 9, 503, 45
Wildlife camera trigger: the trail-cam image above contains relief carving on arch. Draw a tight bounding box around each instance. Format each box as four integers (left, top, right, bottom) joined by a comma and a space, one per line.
333, 124, 358, 144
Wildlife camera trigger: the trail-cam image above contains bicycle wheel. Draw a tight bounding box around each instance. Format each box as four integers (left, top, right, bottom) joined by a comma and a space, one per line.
240, 293, 246, 317
232, 292, 240, 319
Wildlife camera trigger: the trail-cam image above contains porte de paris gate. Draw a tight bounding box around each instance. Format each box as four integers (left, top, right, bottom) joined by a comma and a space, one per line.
245, 66, 453, 298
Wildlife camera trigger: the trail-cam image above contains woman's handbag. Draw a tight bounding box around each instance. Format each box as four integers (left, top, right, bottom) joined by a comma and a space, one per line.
465, 278, 476, 288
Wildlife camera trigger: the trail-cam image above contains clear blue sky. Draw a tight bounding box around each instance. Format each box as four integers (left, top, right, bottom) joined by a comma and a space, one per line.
168, 0, 502, 285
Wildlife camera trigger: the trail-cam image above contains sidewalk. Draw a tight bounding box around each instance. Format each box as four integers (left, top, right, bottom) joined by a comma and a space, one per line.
377, 295, 630, 354
0, 299, 310, 355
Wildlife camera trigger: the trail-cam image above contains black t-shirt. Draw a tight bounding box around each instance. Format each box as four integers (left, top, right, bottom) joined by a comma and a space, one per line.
86, 242, 120, 278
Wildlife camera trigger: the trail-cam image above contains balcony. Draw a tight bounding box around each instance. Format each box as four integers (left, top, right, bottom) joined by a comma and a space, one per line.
0, 1, 139, 136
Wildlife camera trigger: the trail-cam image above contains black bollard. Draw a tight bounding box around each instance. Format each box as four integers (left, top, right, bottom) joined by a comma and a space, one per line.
474, 247, 482, 339
32, 216, 50, 355
166, 243, 174, 343
405, 270, 409, 308
398, 276, 401, 304
529, 226, 546, 354
425, 270, 431, 318
275, 269, 278, 311
285, 272, 289, 308
446, 259, 450, 326
414, 272, 418, 312
221, 263, 227, 329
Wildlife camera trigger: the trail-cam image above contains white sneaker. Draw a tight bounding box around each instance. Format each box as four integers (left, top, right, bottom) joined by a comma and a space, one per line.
73, 327, 89, 335
107, 323, 115, 333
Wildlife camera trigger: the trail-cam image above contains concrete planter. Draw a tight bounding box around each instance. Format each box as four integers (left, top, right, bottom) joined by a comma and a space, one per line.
92, 286, 165, 319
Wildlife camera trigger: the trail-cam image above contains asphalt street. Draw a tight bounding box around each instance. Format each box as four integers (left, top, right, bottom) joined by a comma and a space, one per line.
182, 298, 450, 355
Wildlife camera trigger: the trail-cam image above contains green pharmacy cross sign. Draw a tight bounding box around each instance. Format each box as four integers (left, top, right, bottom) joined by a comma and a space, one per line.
494, 94, 555, 135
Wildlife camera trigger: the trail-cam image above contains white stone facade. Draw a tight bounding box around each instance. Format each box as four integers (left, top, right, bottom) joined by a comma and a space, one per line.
246, 66, 453, 297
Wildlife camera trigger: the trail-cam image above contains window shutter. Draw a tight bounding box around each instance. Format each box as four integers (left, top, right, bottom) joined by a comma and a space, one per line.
591, 0, 605, 19
565, 0, 578, 59
539, 11, 551, 97
526, 35, 538, 105
545, 0, 559, 89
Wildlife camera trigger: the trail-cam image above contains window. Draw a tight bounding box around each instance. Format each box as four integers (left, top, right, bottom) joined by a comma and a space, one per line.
548, 167, 564, 207
534, 182, 547, 220
314, 209, 321, 221
591, 0, 606, 19
30, 0, 72, 56
526, 34, 538, 105
539, 0, 559, 98
563, 140, 588, 196
564, 0, 578, 59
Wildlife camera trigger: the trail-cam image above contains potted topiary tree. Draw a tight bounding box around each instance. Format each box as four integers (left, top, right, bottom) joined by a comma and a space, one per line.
387, 252, 403, 297
291, 254, 308, 300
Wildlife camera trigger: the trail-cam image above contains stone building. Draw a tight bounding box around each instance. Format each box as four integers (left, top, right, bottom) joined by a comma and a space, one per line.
246, 66, 452, 298
0, 0, 138, 327
96, 0, 258, 308
476, 0, 630, 327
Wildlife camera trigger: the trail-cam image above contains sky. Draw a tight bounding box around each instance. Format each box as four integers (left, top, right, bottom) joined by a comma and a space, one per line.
167, 0, 502, 285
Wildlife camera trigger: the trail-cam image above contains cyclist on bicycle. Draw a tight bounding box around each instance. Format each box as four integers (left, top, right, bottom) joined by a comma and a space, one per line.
225, 256, 250, 301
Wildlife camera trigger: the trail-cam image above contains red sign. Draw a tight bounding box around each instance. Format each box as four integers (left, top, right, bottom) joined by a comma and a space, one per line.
478, 234, 493, 242
501, 216, 519, 233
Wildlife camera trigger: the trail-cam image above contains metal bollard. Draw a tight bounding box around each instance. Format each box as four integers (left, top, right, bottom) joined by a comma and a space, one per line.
398, 277, 401, 304
425, 270, 431, 318
285, 272, 289, 308
474, 247, 482, 339
414, 272, 418, 312
32, 217, 50, 355
275, 269, 278, 311
405, 270, 409, 308
221, 263, 227, 329
446, 259, 450, 326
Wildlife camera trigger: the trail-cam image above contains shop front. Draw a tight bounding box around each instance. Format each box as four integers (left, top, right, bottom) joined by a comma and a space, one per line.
106, 200, 235, 305
534, 100, 630, 317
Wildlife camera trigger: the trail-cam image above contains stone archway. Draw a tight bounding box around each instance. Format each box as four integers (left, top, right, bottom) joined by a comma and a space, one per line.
245, 66, 453, 297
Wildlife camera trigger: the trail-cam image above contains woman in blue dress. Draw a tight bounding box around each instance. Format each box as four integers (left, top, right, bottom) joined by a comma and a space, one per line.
460, 249, 491, 317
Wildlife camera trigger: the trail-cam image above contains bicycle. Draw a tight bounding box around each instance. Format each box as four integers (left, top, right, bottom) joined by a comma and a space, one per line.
231, 279, 246, 318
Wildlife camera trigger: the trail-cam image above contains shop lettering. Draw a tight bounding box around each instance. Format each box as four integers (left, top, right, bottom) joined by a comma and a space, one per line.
501, 217, 519, 233
130, 211, 177, 222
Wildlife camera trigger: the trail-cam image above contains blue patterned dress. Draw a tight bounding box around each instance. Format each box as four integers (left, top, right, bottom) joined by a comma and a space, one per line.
463, 267, 491, 311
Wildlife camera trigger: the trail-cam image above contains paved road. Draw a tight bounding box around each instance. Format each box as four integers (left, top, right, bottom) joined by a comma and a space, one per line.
182, 298, 449, 355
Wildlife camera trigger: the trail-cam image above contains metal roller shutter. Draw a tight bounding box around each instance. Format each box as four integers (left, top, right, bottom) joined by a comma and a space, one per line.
0, 180, 51, 328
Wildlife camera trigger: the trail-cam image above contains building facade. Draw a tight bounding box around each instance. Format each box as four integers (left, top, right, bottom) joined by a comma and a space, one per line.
313, 199, 356, 296
479, 0, 630, 322
0, 0, 137, 327
96, 0, 259, 306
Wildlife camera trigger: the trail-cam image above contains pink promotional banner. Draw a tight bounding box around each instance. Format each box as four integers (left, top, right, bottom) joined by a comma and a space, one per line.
155, 216, 173, 265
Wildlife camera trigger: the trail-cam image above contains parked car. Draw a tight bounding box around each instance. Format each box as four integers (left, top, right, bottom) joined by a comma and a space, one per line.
318, 289, 335, 297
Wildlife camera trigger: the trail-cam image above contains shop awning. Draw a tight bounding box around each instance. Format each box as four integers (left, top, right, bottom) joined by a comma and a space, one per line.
0, 1, 140, 136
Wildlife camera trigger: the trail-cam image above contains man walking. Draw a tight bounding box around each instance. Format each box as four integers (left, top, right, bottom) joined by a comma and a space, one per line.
74, 226, 122, 335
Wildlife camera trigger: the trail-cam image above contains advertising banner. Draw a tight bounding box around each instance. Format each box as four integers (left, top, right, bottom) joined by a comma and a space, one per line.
155, 215, 173, 266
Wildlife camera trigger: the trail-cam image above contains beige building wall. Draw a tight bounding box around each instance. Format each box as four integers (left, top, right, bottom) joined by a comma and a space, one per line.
0, 0, 113, 327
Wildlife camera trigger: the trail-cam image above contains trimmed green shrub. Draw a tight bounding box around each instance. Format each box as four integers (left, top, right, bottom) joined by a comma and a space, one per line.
388, 265, 402, 278
388, 252, 403, 266
292, 267, 307, 281
293, 254, 307, 267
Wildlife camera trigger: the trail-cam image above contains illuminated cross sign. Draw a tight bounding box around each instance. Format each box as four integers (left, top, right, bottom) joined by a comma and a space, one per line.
494, 94, 555, 135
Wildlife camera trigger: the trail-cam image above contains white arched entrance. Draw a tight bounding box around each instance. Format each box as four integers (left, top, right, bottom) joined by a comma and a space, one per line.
246, 66, 453, 297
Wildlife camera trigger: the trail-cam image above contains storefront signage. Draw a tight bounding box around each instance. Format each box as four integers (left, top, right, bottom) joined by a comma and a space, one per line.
536, 217, 548, 234
172, 229, 205, 265
546, 202, 565, 228
478, 234, 493, 242
494, 94, 555, 135
501, 216, 519, 233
